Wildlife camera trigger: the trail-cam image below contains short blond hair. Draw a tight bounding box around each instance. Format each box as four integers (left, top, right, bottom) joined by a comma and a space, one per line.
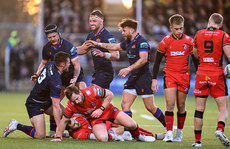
209, 13, 223, 26
169, 14, 184, 26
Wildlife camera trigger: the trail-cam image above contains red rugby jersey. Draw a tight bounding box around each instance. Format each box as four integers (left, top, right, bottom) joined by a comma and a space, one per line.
158, 34, 193, 73
64, 86, 105, 119
194, 27, 230, 68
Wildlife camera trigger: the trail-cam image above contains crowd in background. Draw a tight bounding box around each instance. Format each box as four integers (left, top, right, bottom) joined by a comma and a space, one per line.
44, 0, 103, 33
141, 0, 230, 41
6, 0, 230, 89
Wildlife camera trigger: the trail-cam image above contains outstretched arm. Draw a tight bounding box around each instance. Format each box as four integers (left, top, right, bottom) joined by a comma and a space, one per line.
86, 40, 123, 51
92, 48, 120, 61
76, 42, 91, 55
51, 116, 70, 141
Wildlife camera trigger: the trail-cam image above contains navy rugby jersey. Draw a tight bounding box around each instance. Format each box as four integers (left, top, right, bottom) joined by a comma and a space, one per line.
42, 38, 78, 72
29, 61, 62, 102
86, 27, 116, 73
120, 33, 150, 75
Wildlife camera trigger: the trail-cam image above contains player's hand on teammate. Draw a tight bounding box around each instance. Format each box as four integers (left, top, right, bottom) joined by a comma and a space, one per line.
70, 76, 78, 85
151, 79, 159, 93
91, 109, 103, 118
30, 73, 39, 83
118, 67, 131, 78
85, 40, 99, 47
92, 48, 104, 57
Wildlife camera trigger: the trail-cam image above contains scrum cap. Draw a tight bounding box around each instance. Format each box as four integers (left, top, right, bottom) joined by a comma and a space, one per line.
45, 24, 59, 35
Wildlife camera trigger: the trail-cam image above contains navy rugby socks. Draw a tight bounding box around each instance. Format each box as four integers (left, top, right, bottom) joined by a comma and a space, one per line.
17, 123, 35, 138
154, 108, 166, 127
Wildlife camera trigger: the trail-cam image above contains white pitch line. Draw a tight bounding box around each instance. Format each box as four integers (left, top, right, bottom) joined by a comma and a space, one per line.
140, 114, 155, 120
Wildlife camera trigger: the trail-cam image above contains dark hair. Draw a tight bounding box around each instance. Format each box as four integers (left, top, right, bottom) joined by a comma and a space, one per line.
169, 14, 184, 26
118, 18, 138, 31
54, 51, 70, 67
65, 119, 72, 130
65, 85, 80, 100
90, 10, 104, 20
45, 24, 59, 35
210, 13, 223, 25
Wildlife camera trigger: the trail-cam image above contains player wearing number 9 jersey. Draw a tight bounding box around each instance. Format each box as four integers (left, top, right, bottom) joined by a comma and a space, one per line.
192, 13, 230, 147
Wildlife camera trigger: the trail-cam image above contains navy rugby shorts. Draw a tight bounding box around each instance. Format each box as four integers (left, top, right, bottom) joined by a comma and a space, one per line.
124, 71, 153, 95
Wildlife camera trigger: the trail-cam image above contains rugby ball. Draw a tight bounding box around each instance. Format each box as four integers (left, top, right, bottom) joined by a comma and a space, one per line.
224, 64, 230, 79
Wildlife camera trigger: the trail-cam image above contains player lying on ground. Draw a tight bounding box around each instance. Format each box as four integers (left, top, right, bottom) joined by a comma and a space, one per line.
65, 113, 165, 141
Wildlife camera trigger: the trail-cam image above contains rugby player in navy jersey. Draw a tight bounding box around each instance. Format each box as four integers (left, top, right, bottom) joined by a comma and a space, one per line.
30, 24, 88, 136
86, 18, 166, 128
3, 52, 70, 139
77, 10, 119, 89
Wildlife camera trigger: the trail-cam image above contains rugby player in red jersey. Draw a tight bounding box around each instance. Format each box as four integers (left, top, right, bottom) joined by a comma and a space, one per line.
51, 85, 155, 142
151, 14, 198, 142
66, 113, 165, 141
192, 13, 230, 147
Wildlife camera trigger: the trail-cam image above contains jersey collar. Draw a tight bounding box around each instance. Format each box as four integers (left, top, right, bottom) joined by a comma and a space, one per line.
52, 38, 63, 50
207, 27, 218, 31
172, 33, 183, 40
93, 27, 105, 37
130, 33, 140, 44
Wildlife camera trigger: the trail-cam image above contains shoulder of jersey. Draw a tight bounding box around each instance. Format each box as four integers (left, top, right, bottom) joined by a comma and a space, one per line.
184, 35, 193, 42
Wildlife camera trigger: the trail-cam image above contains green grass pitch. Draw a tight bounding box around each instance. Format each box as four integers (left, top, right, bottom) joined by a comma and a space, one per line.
0, 92, 229, 149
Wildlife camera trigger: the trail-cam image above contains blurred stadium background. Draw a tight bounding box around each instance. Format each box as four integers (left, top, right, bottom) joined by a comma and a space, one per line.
0, 0, 229, 94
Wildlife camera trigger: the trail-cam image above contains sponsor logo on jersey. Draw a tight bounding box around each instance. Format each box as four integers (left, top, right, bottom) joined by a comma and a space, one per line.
70, 46, 77, 55
203, 57, 214, 62
96, 38, 101, 42
140, 42, 149, 49
183, 44, 187, 49
108, 38, 116, 43
170, 51, 185, 56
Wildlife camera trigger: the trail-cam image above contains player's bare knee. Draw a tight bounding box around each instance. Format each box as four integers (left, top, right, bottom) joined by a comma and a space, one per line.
34, 133, 46, 139
177, 105, 185, 113
96, 135, 108, 142
166, 104, 175, 111
126, 121, 137, 130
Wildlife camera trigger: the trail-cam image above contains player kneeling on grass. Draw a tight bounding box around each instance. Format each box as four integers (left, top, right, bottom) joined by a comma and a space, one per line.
3, 52, 70, 139
51, 85, 155, 142
66, 113, 165, 141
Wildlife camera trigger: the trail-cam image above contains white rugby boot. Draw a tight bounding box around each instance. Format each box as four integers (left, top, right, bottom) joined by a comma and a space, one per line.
3, 119, 18, 137
192, 142, 202, 147
173, 129, 183, 142
122, 131, 132, 141
163, 130, 173, 142
137, 134, 155, 142
215, 130, 230, 147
